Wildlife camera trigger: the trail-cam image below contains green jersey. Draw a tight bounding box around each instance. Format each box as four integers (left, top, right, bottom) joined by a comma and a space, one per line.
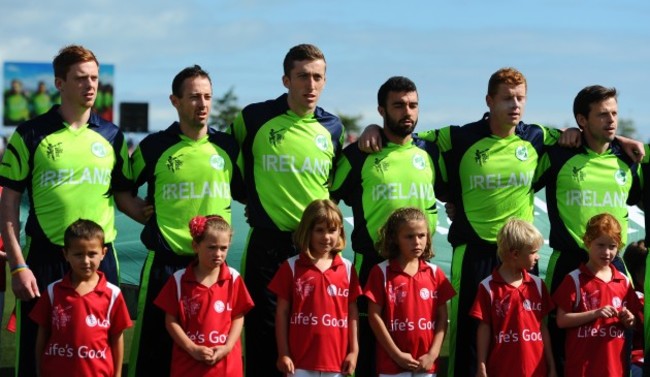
331, 136, 442, 252
419, 113, 560, 246
230, 94, 344, 231
5, 92, 30, 124
534, 139, 640, 251
0, 106, 132, 245
32, 93, 52, 116
132, 123, 244, 256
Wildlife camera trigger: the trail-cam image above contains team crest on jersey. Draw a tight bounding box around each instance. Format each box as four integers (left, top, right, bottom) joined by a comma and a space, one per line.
612, 296, 622, 310
210, 154, 225, 170
91, 142, 107, 158
295, 276, 315, 299
387, 282, 407, 304
52, 304, 72, 330
166, 154, 183, 172
45, 142, 64, 161
614, 169, 627, 185
581, 289, 600, 310
571, 165, 586, 182
374, 156, 389, 173
182, 294, 202, 318
214, 300, 226, 313
412, 154, 426, 170
315, 134, 329, 151
515, 145, 529, 161
494, 293, 511, 318
474, 148, 489, 166
269, 128, 288, 146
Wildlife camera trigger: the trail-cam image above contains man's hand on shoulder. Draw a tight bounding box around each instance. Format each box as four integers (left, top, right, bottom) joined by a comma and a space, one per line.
358, 124, 383, 153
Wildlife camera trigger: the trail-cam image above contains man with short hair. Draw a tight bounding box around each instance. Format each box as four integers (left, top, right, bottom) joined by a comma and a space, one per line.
229, 44, 345, 377
0, 45, 145, 377
360, 68, 565, 376
331, 75, 444, 376
535, 85, 641, 375
127, 64, 244, 376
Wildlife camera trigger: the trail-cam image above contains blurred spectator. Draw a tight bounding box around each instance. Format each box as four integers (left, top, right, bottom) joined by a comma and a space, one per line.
31, 81, 53, 117
4, 79, 30, 125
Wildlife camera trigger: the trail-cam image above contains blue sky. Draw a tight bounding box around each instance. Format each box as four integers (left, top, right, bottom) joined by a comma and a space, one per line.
1, 0, 649, 141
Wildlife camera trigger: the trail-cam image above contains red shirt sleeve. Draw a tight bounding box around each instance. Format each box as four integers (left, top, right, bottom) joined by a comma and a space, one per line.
624, 285, 643, 320
231, 275, 254, 318
29, 291, 53, 328
552, 275, 577, 313
348, 267, 362, 302
540, 281, 555, 317
267, 261, 292, 302
154, 276, 180, 317
434, 267, 456, 305
109, 292, 133, 336
469, 282, 491, 323
363, 266, 385, 306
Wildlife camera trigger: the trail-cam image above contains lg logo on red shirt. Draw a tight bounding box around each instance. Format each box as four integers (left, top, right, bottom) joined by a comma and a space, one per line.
85, 314, 110, 328
327, 284, 349, 297
522, 299, 542, 312
419, 288, 438, 300
213, 300, 233, 313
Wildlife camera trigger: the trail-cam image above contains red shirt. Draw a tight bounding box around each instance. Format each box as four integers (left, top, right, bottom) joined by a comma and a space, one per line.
552, 264, 643, 377
470, 269, 554, 377
29, 271, 132, 377
268, 253, 362, 372
364, 259, 456, 375
155, 262, 254, 377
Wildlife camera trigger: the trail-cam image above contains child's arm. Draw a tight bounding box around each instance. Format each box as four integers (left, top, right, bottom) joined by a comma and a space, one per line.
275, 297, 295, 374
110, 331, 125, 377
35, 325, 50, 377
368, 301, 420, 371
541, 321, 557, 377
164, 313, 215, 364
556, 305, 618, 328
213, 314, 245, 362
475, 321, 490, 377
417, 303, 448, 372
341, 300, 359, 376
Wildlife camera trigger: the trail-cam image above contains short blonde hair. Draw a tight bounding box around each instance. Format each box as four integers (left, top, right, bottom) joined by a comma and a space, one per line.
293, 199, 345, 259
496, 218, 544, 261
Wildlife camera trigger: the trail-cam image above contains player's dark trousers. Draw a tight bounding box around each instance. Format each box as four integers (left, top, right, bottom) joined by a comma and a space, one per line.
448, 242, 499, 377
243, 227, 297, 377
15, 237, 118, 377
354, 247, 383, 377
128, 250, 193, 377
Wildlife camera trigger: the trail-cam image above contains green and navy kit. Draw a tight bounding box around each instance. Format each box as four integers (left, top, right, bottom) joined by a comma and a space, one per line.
131, 122, 244, 256
534, 139, 640, 252
229, 93, 344, 231
0, 105, 132, 246
419, 113, 560, 246
331, 135, 442, 253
